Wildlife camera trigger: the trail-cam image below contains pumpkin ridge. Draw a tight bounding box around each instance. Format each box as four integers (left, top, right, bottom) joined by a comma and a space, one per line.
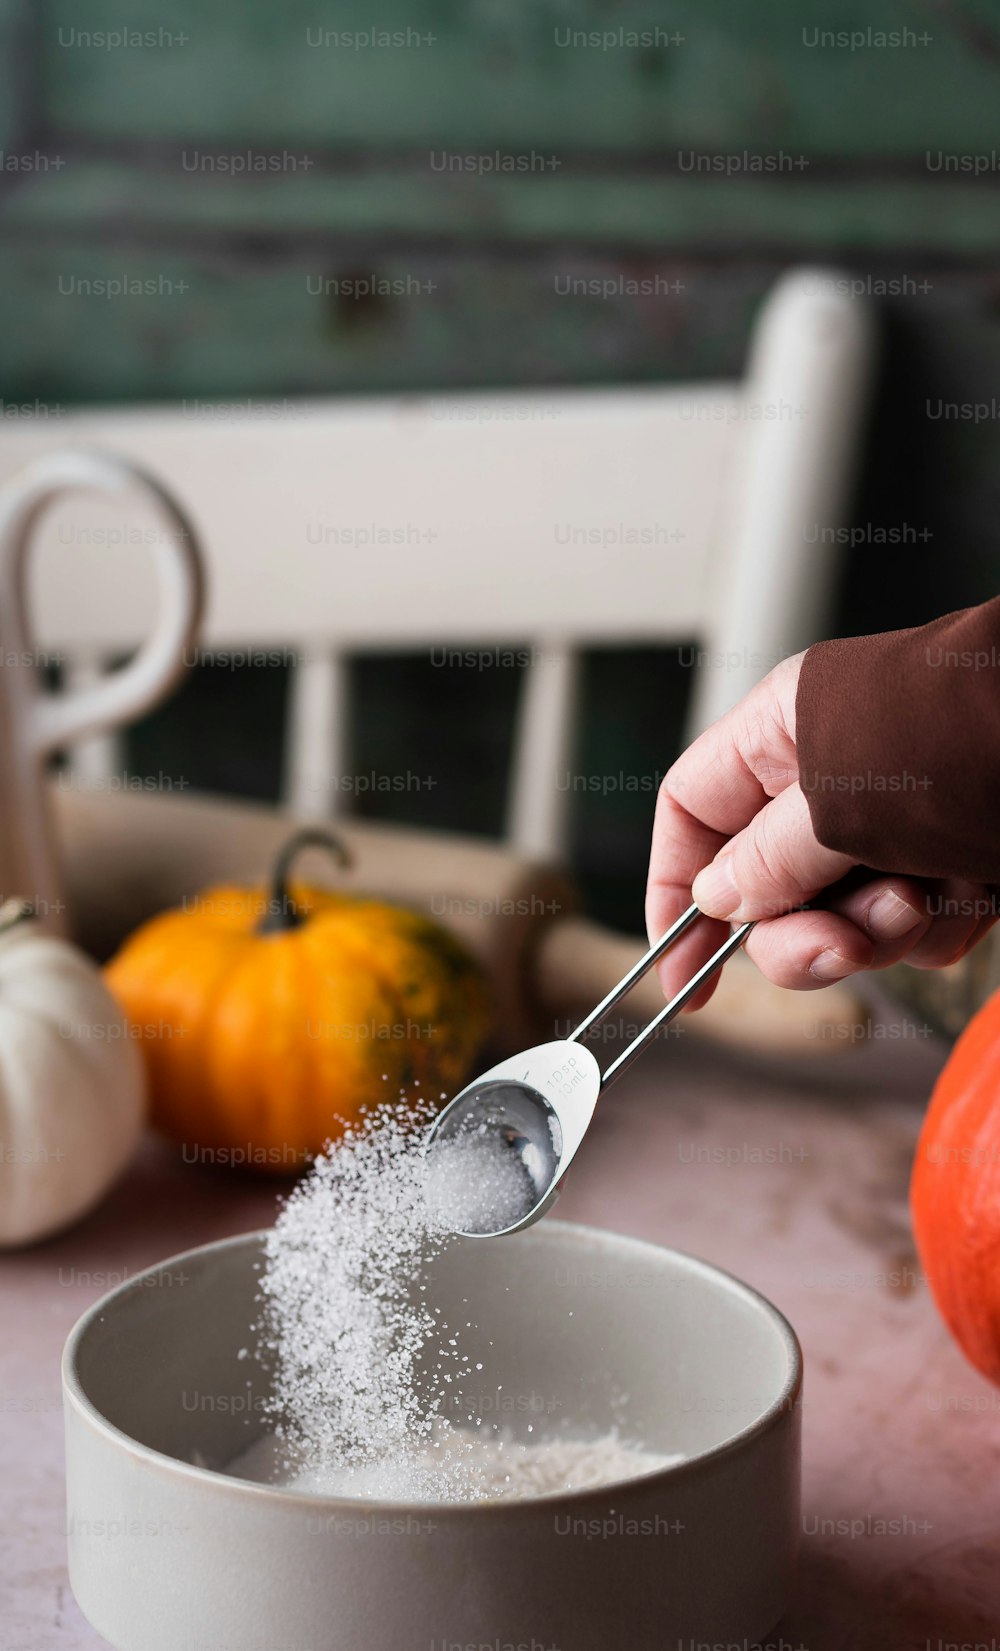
296, 925, 352, 1151
126, 925, 254, 1149
297, 912, 410, 1076
302, 912, 435, 1088
202, 937, 299, 1154
302, 908, 417, 1027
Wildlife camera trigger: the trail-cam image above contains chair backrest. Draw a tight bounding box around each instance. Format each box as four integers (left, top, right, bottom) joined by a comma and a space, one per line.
0, 266, 874, 862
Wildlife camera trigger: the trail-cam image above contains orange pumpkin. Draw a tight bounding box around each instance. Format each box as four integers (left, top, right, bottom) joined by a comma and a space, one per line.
911, 988, 1000, 1383
105, 830, 492, 1171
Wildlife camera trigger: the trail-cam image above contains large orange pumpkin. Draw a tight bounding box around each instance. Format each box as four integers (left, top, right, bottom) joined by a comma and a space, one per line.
911, 988, 1000, 1383
105, 830, 492, 1171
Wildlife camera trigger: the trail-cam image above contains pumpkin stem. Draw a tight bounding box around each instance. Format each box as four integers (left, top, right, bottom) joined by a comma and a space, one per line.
258, 828, 352, 934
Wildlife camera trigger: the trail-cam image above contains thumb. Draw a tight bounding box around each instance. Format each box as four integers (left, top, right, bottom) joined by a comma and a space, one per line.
691, 782, 855, 921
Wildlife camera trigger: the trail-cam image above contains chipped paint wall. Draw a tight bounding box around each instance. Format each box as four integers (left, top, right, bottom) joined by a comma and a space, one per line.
3, 0, 998, 921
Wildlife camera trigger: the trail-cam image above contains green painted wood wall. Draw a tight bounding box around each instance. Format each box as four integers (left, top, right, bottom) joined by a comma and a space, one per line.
4, 0, 1000, 924
3, 0, 999, 410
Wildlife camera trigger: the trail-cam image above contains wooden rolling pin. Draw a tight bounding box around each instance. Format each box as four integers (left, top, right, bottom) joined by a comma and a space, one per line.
53, 785, 866, 1059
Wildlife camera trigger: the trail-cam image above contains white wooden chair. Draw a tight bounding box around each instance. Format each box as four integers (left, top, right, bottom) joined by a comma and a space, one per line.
0, 266, 875, 1057
1, 265, 873, 855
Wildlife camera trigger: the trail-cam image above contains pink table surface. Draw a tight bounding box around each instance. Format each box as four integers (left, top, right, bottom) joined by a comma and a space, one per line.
3, 1011, 998, 1650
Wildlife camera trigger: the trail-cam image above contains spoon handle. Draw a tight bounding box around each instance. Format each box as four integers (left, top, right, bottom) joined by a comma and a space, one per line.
569, 905, 755, 1090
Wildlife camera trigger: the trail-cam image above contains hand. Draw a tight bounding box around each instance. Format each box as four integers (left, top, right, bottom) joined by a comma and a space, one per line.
645, 652, 996, 1007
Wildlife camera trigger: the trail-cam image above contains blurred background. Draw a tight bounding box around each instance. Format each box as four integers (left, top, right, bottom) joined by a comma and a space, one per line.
7, 22, 1000, 1645
2, 0, 998, 929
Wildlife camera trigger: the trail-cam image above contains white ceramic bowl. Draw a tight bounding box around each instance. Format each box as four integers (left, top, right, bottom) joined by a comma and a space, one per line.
63, 1221, 801, 1650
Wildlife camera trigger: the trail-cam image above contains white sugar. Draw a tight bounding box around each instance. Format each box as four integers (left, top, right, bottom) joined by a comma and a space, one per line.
421, 1129, 536, 1235
225, 1424, 681, 1503
258, 1106, 450, 1477
254, 1104, 678, 1503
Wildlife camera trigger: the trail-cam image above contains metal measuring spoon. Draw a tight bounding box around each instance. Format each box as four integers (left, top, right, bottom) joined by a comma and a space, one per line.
424, 904, 754, 1237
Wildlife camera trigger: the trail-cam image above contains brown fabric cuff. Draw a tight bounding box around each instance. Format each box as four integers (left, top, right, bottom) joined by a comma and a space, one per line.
796, 596, 1000, 883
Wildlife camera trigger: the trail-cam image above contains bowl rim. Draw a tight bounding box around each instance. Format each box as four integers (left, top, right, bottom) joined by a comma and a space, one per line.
62, 1219, 802, 1518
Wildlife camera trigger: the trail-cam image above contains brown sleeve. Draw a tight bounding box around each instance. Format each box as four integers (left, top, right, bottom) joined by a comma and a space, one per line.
796, 595, 1000, 882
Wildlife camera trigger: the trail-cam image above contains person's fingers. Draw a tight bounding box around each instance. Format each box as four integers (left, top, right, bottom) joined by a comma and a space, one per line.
644, 876, 729, 1012
651, 878, 990, 1000
743, 909, 875, 989
692, 783, 856, 922
963, 904, 1000, 957
645, 655, 805, 1009
647, 645, 997, 1001
826, 876, 931, 968
648, 656, 803, 899
907, 879, 995, 968
734, 875, 934, 992
645, 779, 731, 1008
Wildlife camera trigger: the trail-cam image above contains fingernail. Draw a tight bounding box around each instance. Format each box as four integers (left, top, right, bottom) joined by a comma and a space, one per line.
692, 855, 739, 919
810, 948, 857, 982
866, 890, 924, 942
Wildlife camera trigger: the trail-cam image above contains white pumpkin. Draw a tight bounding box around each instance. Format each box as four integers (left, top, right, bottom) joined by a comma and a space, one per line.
0, 903, 146, 1246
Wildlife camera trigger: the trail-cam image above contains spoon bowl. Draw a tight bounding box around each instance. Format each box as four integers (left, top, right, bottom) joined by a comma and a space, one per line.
425, 904, 753, 1237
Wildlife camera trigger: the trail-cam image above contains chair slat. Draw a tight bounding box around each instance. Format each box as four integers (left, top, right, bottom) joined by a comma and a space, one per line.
283, 648, 349, 819
506, 642, 580, 862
